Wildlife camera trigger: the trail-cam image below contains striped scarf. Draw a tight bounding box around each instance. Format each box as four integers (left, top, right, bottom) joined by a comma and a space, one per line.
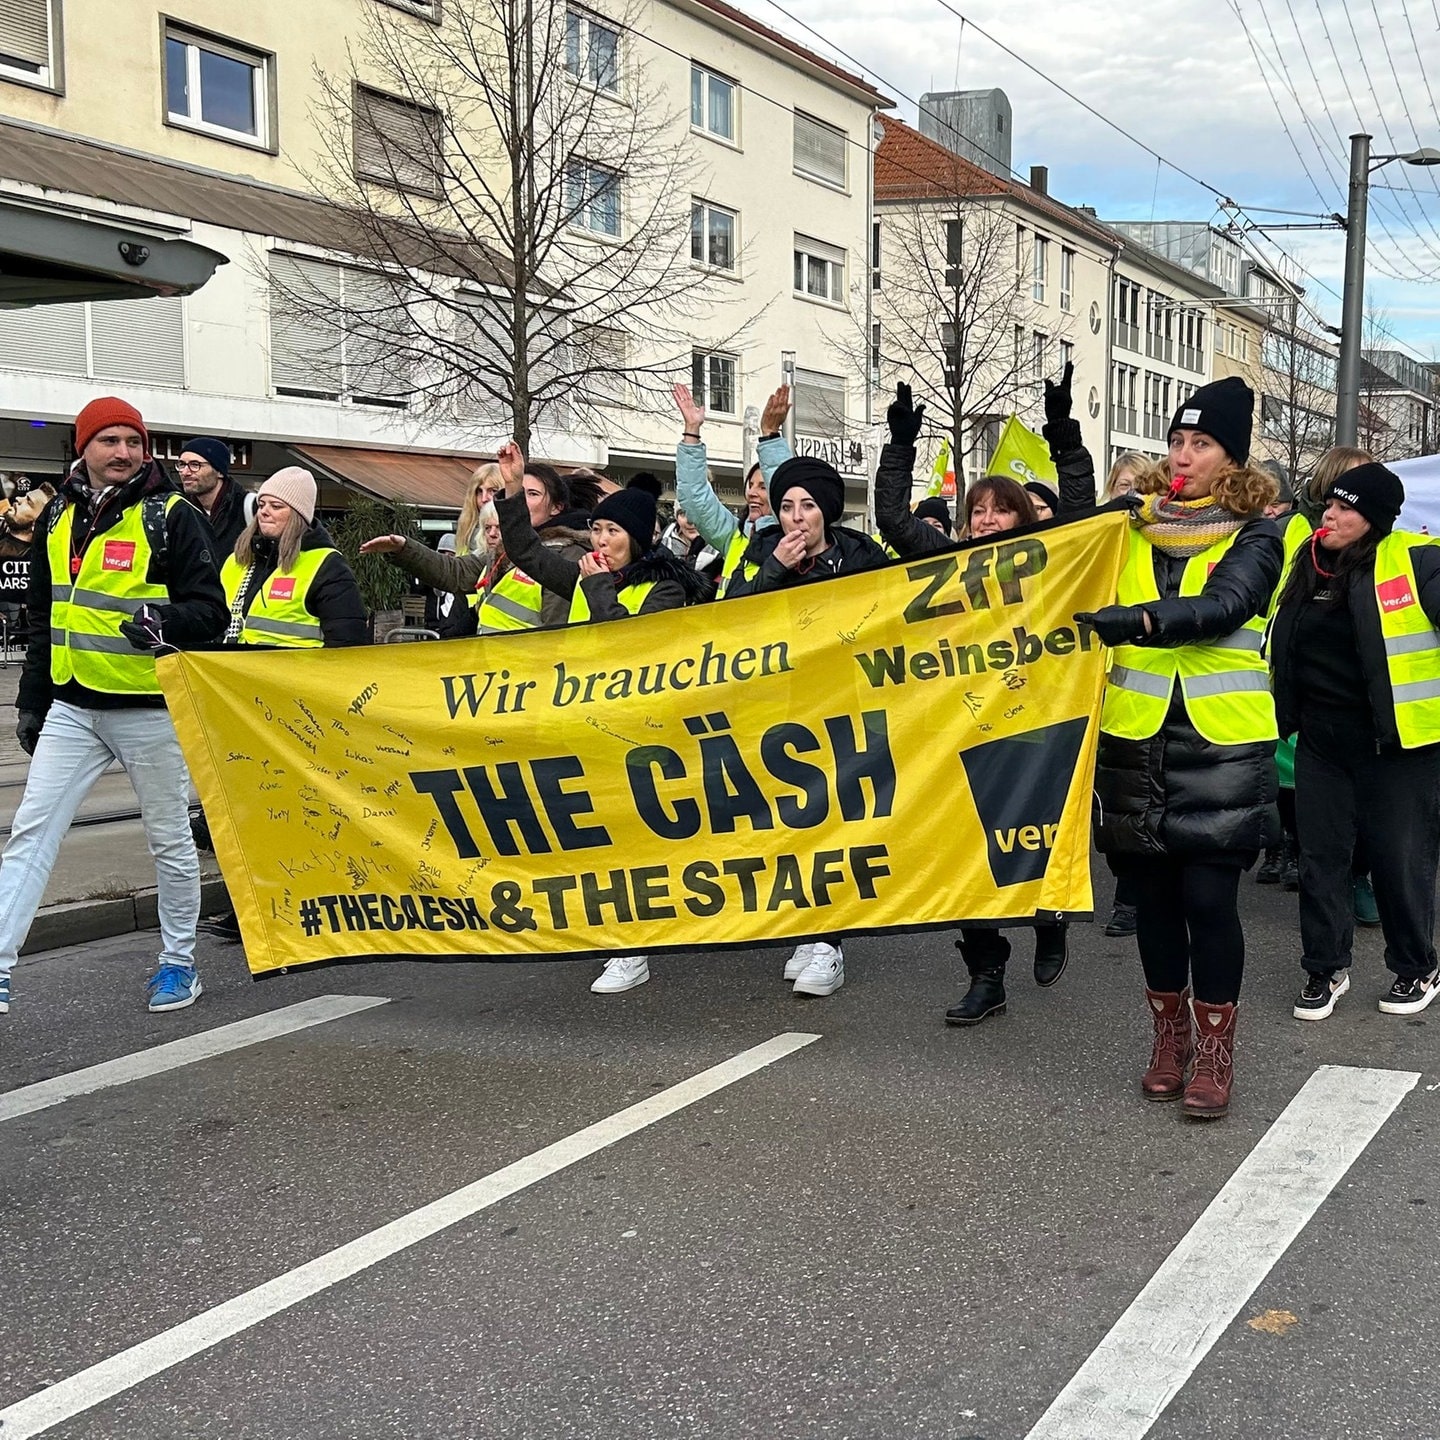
1132, 493, 1248, 558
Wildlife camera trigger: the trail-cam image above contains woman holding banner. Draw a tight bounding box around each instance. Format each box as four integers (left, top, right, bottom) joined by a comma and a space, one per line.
875, 374, 1092, 1026
1076, 378, 1281, 1120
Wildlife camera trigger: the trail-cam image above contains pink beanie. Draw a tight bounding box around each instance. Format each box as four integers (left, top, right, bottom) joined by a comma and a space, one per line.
258, 467, 317, 524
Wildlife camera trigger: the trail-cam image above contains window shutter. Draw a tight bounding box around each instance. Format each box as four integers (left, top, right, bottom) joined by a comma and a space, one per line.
0, 0, 50, 68
0, 300, 86, 376
576, 325, 626, 406
793, 368, 845, 434
355, 89, 443, 196
343, 268, 410, 402
793, 112, 845, 186
269, 252, 345, 395
92, 296, 186, 388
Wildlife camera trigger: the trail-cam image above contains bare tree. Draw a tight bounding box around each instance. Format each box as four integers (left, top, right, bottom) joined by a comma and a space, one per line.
1258, 298, 1337, 484
272, 0, 751, 454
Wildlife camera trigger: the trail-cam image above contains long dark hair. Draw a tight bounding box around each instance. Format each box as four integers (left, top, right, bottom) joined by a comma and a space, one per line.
1277, 528, 1382, 610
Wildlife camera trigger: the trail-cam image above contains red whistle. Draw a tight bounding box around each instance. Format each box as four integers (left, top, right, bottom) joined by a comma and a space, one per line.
1167, 475, 1186, 499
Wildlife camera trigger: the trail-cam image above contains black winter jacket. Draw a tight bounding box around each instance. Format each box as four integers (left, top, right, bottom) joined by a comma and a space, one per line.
18, 460, 227, 716
196, 478, 252, 558
1095, 516, 1284, 859
1270, 538, 1440, 748
226, 527, 368, 648
723, 524, 889, 597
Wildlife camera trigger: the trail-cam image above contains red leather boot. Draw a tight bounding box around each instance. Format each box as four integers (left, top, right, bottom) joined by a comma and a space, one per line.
1142, 988, 1192, 1101
1184, 999, 1237, 1119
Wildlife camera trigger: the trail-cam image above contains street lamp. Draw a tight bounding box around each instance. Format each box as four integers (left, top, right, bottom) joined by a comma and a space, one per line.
1335, 134, 1440, 447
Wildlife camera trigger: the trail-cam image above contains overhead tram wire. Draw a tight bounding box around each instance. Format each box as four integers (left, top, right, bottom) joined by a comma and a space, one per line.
1364, 0, 1440, 205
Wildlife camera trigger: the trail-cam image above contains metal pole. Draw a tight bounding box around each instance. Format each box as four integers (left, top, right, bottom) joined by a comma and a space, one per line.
1336, 133, 1371, 448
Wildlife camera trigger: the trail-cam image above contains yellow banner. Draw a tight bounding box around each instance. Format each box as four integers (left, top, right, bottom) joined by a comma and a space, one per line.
160, 512, 1127, 976
986, 415, 1059, 487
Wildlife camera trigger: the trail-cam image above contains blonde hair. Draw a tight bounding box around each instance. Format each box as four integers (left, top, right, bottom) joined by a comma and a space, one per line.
1307, 446, 1371, 506
235, 509, 307, 572
1105, 452, 1150, 497
457, 462, 501, 554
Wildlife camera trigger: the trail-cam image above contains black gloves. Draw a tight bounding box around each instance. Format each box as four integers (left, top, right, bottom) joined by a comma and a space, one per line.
16, 711, 43, 756
887, 382, 925, 447
118, 603, 166, 652
1043, 361, 1074, 427
1075, 605, 1149, 647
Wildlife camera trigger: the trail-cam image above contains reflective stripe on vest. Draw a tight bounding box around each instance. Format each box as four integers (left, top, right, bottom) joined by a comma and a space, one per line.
568, 580, 655, 624
1101, 524, 1278, 746
477, 568, 543, 634
1373, 531, 1440, 748
222, 548, 331, 649
47, 495, 177, 695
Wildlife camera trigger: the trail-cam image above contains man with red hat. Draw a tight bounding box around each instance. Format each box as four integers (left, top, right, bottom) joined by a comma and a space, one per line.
0, 397, 226, 1017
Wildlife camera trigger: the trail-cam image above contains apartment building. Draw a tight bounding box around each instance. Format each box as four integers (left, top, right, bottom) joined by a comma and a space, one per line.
0, 0, 889, 517
1361, 348, 1436, 460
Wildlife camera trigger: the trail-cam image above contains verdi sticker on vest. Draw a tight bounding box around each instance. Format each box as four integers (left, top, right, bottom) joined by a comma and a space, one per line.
101, 540, 137, 572
268, 577, 297, 601
1378, 574, 1416, 612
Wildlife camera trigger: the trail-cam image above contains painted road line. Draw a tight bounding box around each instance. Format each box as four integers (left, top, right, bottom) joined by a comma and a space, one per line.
0, 995, 391, 1124
0, 1030, 821, 1439
1024, 1063, 1420, 1440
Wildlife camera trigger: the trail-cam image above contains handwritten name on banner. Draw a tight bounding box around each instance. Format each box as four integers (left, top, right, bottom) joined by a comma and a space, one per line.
160, 512, 1128, 976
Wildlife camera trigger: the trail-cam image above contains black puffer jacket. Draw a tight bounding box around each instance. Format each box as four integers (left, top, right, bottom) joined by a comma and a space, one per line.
1095, 517, 1284, 859
576, 546, 711, 622
1270, 537, 1440, 747
723, 524, 889, 597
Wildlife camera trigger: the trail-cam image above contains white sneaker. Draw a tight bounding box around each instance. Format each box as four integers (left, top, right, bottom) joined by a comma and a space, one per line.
784, 943, 816, 981
591, 955, 650, 994
793, 942, 844, 997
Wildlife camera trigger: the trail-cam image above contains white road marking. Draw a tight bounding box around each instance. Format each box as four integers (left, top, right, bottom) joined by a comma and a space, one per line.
0, 1030, 820, 1438
1024, 1063, 1419, 1440
0, 995, 391, 1124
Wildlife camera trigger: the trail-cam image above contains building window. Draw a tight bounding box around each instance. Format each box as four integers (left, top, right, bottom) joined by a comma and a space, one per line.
691, 350, 737, 416
376, 0, 439, 16
165, 25, 271, 148
565, 160, 621, 236
1058, 338, 1074, 372
941, 321, 961, 391
353, 87, 444, 196
690, 63, 735, 141
944, 218, 963, 289
0, 0, 58, 87
1114, 278, 1140, 351
1031, 329, 1047, 379
691, 199, 736, 272
1032, 236, 1049, 304
793, 235, 845, 305
1060, 247, 1075, 312
872, 218, 882, 291
576, 325, 627, 407
793, 111, 846, 188
1014, 225, 1026, 281
565, 8, 619, 94
1013, 323, 1024, 375
0, 294, 186, 387
870, 321, 882, 384
794, 368, 846, 436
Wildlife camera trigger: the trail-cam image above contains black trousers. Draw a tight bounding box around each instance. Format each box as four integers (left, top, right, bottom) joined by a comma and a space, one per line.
958, 922, 1066, 973
1295, 711, 1440, 979
1114, 857, 1245, 1005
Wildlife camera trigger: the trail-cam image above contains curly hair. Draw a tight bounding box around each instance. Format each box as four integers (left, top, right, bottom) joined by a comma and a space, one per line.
964, 476, 1037, 532
1162, 460, 1278, 517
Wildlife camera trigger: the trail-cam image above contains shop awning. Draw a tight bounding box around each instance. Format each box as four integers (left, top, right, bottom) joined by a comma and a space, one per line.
290, 444, 484, 511
0, 198, 227, 307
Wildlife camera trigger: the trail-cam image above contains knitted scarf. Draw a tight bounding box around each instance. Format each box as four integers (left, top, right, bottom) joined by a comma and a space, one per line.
1132, 492, 1248, 558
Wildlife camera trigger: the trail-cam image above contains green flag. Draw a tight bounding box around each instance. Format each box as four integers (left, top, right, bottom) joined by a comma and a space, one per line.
985, 416, 1058, 487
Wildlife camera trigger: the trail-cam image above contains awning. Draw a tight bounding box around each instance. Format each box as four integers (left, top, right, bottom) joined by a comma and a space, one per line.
291, 444, 484, 511
0, 198, 227, 308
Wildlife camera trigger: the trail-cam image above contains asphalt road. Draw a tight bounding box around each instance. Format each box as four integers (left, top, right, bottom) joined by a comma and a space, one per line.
1, 867, 1435, 1440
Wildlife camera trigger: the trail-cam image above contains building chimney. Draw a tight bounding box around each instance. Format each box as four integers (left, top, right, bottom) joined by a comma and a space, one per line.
1029, 165, 1048, 195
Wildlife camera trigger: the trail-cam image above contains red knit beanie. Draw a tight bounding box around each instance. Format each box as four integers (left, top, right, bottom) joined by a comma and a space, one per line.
74, 397, 149, 456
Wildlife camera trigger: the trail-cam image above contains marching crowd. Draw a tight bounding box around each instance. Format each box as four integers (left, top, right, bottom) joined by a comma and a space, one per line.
2, 371, 1438, 1126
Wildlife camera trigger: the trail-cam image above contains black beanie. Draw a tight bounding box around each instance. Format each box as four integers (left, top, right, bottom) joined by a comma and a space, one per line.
180, 436, 231, 477
592, 485, 657, 555
1023, 478, 1059, 514
627, 472, 663, 500
1168, 377, 1254, 465
770, 456, 845, 526
914, 496, 952, 535
1327, 461, 1404, 536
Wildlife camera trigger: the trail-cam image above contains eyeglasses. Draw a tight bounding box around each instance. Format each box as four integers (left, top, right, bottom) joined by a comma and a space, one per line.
176, 460, 207, 472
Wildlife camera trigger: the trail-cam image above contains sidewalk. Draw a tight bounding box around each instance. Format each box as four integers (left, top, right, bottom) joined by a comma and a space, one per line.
0, 659, 226, 954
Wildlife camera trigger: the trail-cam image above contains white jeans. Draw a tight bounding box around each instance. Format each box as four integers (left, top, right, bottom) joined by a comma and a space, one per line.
0, 701, 200, 976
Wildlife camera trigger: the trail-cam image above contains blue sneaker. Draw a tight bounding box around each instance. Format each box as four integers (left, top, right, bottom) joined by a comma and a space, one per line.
0, 972, 10, 1014
146, 965, 202, 1013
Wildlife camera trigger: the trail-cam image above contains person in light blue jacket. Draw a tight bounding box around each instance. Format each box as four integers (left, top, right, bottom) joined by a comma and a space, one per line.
672, 383, 792, 594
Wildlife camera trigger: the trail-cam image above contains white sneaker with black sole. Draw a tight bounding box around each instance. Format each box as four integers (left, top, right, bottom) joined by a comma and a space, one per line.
1293, 968, 1350, 1021
1378, 966, 1440, 1016
591, 955, 650, 994
784, 943, 817, 981
792, 942, 843, 997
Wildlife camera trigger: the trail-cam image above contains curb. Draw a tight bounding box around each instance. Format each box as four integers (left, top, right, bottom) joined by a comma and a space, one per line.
21, 878, 231, 956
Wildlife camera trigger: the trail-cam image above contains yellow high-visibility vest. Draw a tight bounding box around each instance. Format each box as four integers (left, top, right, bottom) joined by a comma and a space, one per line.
477, 567, 543, 634
1101, 524, 1278, 746
222, 548, 332, 648
568, 579, 655, 623
1373, 531, 1440, 749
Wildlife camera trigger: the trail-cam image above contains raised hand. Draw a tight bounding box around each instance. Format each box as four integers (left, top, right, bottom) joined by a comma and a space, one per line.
887, 382, 925, 447
760, 384, 792, 436
1044, 360, 1075, 427
496, 440, 525, 493
673, 383, 706, 435
359, 534, 405, 554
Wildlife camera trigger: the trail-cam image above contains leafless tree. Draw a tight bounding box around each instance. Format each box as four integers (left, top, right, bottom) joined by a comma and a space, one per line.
1258, 298, 1337, 484
272, 0, 751, 454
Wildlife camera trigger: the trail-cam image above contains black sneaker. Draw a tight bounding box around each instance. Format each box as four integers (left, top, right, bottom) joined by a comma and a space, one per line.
1256, 848, 1282, 884
198, 912, 242, 944
1104, 903, 1137, 938
1293, 969, 1349, 1021
1378, 967, 1440, 1016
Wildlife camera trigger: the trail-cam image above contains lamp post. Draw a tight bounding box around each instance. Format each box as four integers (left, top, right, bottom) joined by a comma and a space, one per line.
1335, 133, 1440, 446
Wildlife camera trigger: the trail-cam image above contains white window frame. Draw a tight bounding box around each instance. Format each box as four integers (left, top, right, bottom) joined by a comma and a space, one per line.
793, 234, 846, 307
376, 0, 439, 16
565, 159, 621, 238
1032, 235, 1049, 304
1058, 338, 1074, 372
564, 8, 620, 95
691, 349, 738, 417
1031, 329, 1047, 381
165, 25, 271, 150
691, 198, 738, 274
690, 62, 736, 143
792, 110, 847, 189
1059, 246, 1075, 312
0, 0, 60, 89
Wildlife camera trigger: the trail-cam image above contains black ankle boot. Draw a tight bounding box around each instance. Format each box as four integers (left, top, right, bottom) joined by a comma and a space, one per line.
1033, 924, 1068, 987
945, 968, 1007, 1026
1281, 836, 1299, 891
1256, 847, 1282, 884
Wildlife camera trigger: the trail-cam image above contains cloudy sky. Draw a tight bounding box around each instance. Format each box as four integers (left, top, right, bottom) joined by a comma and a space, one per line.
755, 0, 1440, 360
